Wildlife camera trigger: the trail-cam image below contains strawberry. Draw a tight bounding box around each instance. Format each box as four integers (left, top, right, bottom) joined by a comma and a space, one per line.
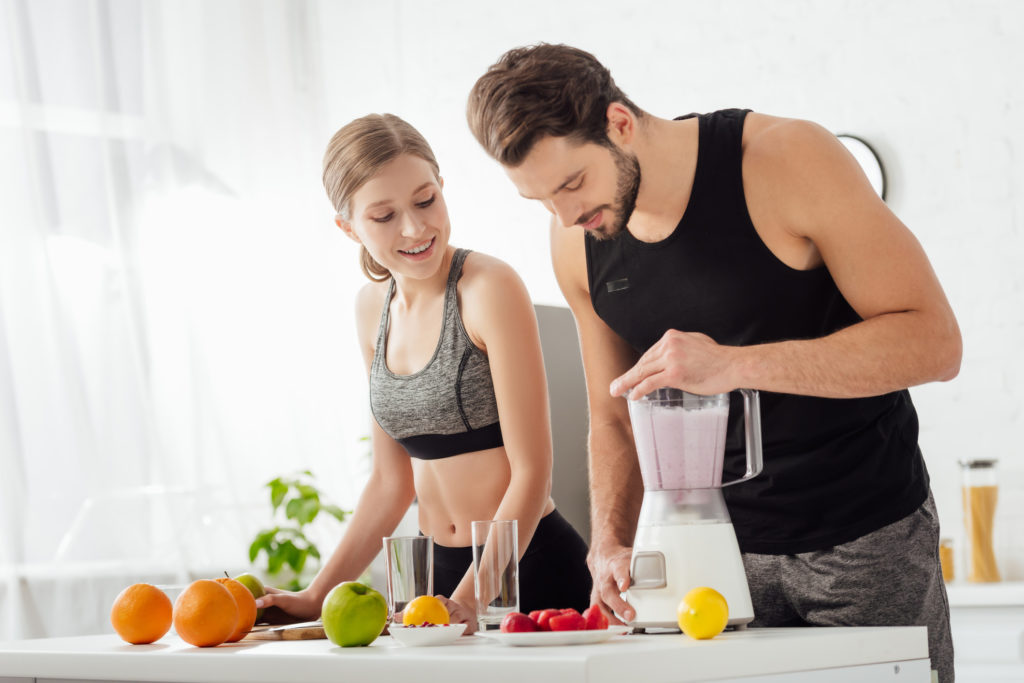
582, 605, 609, 630
548, 611, 586, 631
500, 612, 539, 633
532, 608, 562, 631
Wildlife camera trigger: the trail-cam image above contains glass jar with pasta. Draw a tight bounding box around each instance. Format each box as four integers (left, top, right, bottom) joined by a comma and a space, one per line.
960, 459, 1001, 583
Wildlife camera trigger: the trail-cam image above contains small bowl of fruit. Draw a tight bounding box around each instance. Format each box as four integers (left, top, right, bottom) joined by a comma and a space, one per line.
388, 621, 468, 647
388, 596, 467, 647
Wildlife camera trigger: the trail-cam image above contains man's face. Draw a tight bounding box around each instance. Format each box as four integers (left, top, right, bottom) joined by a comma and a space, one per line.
505, 135, 640, 240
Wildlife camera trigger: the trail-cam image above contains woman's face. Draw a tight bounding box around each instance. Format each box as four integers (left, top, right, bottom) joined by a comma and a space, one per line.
341, 154, 449, 279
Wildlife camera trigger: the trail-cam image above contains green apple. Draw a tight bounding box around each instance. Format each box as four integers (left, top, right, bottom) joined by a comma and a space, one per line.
234, 573, 267, 620
321, 581, 387, 647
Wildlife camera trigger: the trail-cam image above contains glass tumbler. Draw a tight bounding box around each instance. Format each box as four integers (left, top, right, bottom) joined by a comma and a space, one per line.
383, 535, 434, 621
471, 519, 519, 631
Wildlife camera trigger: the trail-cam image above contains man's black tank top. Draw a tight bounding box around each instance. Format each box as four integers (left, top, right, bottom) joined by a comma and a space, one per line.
585, 108, 929, 554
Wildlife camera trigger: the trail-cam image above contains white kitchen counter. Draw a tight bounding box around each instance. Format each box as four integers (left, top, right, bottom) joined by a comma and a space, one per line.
0, 626, 930, 683
946, 580, 1024, 607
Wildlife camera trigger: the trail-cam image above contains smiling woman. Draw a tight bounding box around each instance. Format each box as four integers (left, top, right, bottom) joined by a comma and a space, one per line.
255, 113, 592, 630
337, 152, 451, 282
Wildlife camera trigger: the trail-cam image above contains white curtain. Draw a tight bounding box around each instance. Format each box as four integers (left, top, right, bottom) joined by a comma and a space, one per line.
0, 0, 370, 639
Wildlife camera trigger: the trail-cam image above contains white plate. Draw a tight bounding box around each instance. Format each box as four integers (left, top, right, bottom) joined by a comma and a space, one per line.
388, 622, 467, 647
474, 625, 631, 647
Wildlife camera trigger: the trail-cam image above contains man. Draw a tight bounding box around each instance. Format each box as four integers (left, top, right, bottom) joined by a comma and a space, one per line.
467, 44, 960, 681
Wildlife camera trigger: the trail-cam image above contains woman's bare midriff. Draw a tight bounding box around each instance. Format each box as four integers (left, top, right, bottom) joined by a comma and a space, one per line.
412, 446, 555, 547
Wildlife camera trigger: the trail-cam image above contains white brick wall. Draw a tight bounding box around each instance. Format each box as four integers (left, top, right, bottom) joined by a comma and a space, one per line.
317, 0, 1024, 578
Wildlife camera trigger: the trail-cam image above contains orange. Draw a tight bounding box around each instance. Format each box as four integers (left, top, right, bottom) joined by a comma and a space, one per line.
110, 583, 173, 644
402, 595, 450, 626
215, 577, 257, 642
172, 579, 239, 647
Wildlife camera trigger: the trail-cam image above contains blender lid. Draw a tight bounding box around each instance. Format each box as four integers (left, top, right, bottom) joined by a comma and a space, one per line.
628, 387, 728, 403
958, 459, 998, 469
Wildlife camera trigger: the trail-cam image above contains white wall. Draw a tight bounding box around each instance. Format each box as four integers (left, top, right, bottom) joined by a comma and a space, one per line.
315, 0, 1024, 578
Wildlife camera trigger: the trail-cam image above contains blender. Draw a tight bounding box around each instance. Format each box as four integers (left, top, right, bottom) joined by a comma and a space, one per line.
624, 388, 763, 631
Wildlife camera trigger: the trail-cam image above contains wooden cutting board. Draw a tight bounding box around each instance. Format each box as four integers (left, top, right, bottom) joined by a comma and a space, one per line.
243, 621, 327, 641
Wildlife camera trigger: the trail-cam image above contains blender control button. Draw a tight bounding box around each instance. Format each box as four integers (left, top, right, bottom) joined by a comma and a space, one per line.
630, 551, 667, 589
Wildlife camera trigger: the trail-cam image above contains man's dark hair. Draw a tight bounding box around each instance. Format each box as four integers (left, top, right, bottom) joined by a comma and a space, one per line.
467, 43, 642, 166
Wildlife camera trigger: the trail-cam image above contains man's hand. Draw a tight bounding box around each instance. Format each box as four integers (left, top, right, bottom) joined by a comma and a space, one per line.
588, 543, 636, 624
609, 330, 739, 399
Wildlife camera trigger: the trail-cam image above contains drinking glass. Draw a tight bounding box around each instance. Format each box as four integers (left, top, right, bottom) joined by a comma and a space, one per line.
383, 535, 434, 621
471, 519, 518, 631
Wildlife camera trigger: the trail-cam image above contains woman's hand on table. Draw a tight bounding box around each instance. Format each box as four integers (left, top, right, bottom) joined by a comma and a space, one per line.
436, 596, 477, 635
255, 586, 324, 622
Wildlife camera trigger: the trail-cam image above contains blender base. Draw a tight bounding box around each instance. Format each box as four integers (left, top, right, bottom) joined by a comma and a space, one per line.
626, 521, 755, 630
630, 619, 752, 635
629, 616, 753, 631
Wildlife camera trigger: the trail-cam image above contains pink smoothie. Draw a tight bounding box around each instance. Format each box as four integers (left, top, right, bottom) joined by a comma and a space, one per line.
630, 403, 729, 490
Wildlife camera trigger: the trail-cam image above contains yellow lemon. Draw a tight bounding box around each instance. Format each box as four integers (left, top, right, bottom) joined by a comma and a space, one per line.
677, 586, 729, 640
402, 595, 450, 626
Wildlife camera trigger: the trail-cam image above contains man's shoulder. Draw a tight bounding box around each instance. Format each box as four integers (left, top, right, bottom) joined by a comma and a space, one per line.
742, 113, 835, 160
549, 218, 594, 311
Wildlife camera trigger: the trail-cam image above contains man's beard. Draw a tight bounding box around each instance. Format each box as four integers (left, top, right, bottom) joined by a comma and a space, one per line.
587, 145, 641, 241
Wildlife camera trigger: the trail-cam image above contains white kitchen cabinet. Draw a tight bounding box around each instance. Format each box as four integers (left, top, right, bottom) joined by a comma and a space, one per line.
947, 581, 1024, 682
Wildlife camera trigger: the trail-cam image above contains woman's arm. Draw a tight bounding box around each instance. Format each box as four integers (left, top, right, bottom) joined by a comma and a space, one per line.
257, 282, 416, 620
257, 425, 415, 620
444, 255, 555, 613
305, 424, 415, 596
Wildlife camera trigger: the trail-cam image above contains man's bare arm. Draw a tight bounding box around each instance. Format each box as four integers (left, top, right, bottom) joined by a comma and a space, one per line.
612, 118, 961, 400
551, 219, 642, 622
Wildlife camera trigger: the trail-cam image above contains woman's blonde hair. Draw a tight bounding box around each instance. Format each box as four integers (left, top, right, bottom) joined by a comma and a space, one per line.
322, 114, 441, 281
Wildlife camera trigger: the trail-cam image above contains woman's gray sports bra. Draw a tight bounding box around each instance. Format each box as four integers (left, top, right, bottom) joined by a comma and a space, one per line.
369, 249, 504, 459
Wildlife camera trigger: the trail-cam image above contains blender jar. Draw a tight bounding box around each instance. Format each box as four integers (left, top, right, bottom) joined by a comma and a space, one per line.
627, 389, 729, 491
960, 459, 1001, 583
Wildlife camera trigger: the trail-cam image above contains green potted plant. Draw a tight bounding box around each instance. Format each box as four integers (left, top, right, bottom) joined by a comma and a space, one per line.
248, 470, 349, 591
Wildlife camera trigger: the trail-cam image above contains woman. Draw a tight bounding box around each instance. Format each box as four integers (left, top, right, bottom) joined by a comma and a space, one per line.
257, 114, 591, 630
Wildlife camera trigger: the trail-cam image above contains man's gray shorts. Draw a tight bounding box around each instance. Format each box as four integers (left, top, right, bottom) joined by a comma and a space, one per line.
742, 492, 953, 682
